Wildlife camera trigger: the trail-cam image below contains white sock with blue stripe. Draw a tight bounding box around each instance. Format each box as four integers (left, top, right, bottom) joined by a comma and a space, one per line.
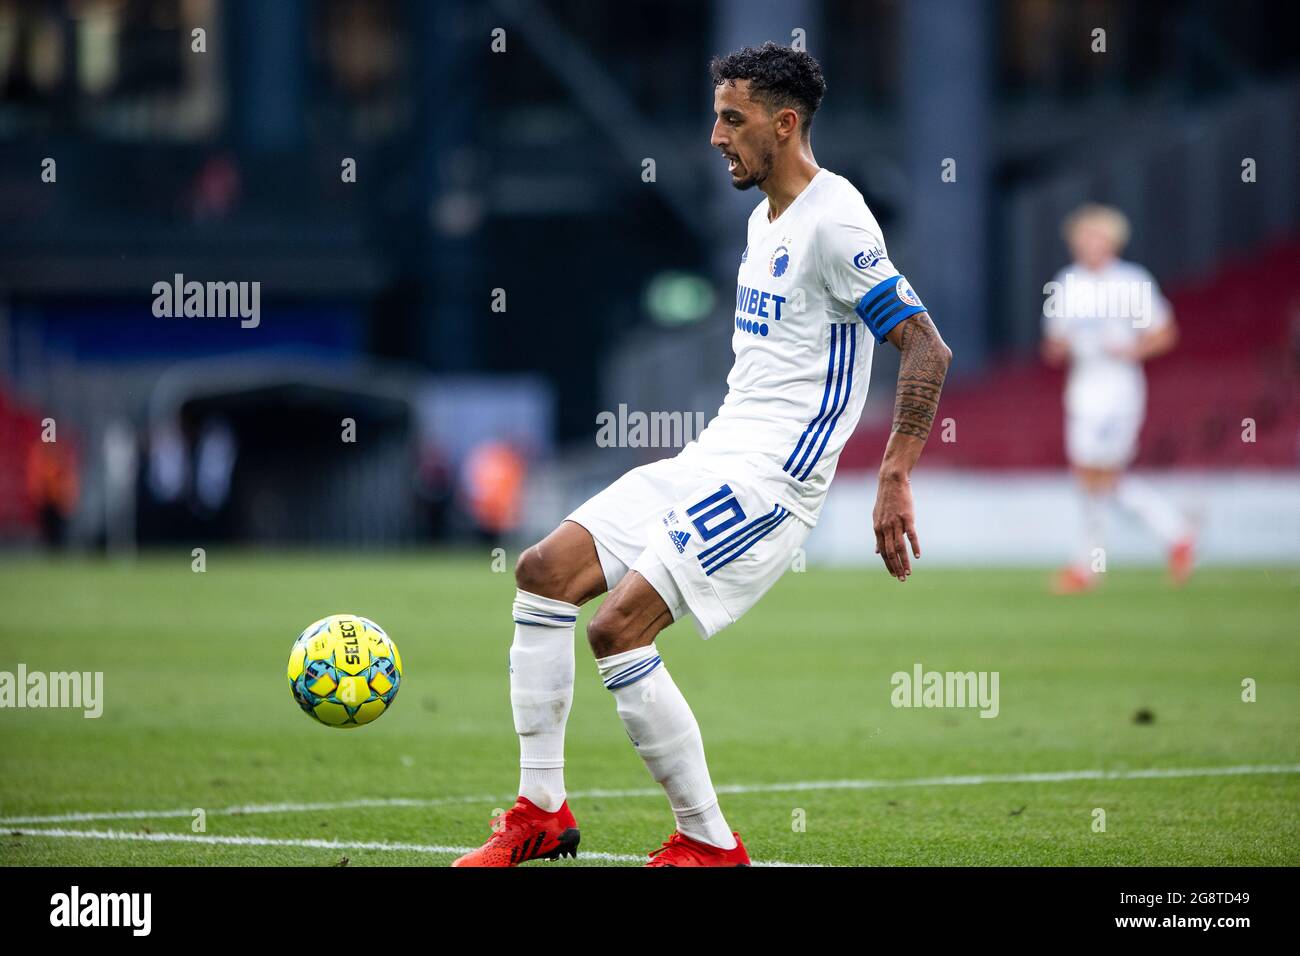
1115, 478, 1189, 545
596, 644, 737, 850
511, 589, 578, 813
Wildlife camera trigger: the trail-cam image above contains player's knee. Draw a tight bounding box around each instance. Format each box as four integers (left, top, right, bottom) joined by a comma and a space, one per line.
586, 605, 633, 659
515, 541, 593, 605
514, 544, 558, 597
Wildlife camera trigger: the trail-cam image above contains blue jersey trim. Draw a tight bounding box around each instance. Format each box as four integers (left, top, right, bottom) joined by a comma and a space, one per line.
797, 323, 857, 480
787, 323, 855, 480
783, 326, 840, 474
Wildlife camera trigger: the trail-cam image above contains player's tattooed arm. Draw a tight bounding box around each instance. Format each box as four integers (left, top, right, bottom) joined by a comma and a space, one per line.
872, 312, 952, 582
885, 312, 952, 443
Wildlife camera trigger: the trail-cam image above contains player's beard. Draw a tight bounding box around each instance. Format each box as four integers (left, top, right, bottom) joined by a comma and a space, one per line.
730, 147, 774, 190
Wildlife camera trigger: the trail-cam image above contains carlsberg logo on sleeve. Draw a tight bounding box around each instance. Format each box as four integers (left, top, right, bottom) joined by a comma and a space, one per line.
50, 886, 151, 936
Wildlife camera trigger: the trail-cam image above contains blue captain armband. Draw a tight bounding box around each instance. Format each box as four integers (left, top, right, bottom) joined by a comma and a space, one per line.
855, 275, 926, 343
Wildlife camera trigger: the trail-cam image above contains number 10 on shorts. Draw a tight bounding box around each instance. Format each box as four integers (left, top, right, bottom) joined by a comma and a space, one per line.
686, 484, 747, 542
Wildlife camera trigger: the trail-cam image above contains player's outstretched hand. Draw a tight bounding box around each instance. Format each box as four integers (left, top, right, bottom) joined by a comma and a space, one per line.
873, 472, 921, 582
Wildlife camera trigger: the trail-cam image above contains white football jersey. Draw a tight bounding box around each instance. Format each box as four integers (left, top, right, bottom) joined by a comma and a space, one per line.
687, 168, 926, 526
1042, 258, 1171, 415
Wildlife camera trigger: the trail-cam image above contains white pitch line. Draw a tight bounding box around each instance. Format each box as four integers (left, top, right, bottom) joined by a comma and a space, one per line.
3, 828, 807, 866
2, 763, 1296, 827
0, 795, 502, 826
711, 763, 1300, 794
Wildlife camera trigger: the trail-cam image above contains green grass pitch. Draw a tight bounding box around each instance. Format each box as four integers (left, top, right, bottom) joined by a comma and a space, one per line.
1, 553, 1297, 866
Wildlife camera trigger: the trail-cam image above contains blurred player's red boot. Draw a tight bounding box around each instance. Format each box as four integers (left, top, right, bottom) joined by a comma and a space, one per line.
1051, 565, 1096, 595
645, 831, 751, 867
1168, 537, 1195, 587
451, 796, 579, 867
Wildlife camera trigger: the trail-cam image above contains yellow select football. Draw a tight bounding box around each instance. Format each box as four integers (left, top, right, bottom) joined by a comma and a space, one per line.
287, 614, 402, 728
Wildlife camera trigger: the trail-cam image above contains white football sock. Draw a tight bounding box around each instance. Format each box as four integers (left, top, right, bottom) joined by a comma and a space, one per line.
1077, 489, 1108, 572
510, 589, 578, 813
597, 644, 736, 850
1115, 478, 1189, 546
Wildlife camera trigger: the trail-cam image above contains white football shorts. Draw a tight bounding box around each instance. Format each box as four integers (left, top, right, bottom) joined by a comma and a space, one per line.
565, 447, 811, 639
1065, 409, 1143, 469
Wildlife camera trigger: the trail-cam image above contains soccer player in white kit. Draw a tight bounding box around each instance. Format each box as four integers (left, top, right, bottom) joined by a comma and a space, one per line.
1042, 204, 1195, 594
455, 42, 952, 867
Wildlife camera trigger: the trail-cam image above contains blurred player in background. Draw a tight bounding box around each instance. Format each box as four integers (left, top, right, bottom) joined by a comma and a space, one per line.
26, 433, 79, 549
1042, 204, 1195, 593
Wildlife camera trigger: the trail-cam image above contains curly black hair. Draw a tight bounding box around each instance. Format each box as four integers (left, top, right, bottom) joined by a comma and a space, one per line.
709, 42, 827, 139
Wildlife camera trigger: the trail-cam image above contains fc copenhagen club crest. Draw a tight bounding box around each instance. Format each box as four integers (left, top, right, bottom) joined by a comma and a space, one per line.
769, 245, 790, 277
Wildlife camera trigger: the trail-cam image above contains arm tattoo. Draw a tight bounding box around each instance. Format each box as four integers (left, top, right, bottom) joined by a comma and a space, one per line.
891, 313, 950, 441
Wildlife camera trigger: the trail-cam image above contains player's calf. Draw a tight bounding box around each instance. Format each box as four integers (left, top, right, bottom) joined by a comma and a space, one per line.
503, 521, 607, 825
588, 569, 739, 851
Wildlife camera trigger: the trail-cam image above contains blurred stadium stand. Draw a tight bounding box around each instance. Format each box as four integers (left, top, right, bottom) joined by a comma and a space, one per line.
0, 0, 1296, 558
845, 237, 1300, 469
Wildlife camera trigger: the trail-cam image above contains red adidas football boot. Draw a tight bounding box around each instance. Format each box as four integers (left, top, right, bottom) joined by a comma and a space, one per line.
1168, 536, 1195, 587
451, 796, 580, 867
1051, 565, 1096, 595
645, 831, 751, 867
